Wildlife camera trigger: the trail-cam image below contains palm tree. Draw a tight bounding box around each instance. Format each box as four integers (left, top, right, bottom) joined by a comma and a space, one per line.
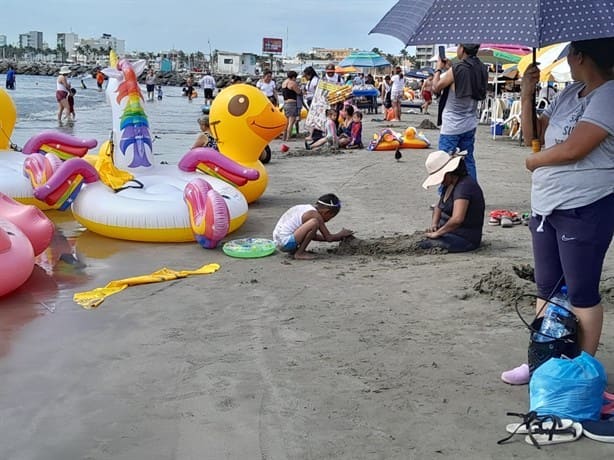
382, 53, 392, 66
211, 49, 219, 73
75, 45, 84, 64
195, 51, 205, 69
56, 44, 66, 63
400, 48, 408, 69
83, 44, 92, 64
177, 50, 186, 69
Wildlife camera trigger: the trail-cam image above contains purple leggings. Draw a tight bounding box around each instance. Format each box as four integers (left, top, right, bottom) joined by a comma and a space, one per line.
530, 193, 614, 307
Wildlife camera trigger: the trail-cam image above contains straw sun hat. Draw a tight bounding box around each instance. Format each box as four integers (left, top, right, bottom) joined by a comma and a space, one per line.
59, 66, 71, 75
422, 150, 467, 189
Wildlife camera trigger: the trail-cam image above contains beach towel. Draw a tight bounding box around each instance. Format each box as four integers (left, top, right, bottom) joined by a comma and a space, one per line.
73, 263, 220, 309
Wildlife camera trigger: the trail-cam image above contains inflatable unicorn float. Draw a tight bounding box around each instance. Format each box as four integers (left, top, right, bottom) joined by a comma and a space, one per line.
0, 88, 99, 210
22, 53, 286, 247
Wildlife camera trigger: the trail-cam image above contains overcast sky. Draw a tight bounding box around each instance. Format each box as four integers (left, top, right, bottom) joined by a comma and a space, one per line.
2, 0, 409, 57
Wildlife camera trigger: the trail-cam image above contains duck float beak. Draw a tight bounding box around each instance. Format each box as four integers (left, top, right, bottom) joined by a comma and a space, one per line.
246, 105, 286, 142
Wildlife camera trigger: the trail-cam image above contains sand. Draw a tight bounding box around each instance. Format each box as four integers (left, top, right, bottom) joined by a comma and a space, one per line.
1, 99, 613, 459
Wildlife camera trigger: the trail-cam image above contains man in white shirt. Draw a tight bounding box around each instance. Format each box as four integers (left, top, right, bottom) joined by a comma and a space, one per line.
198, 70, 216, 106
323, 63, 343, 85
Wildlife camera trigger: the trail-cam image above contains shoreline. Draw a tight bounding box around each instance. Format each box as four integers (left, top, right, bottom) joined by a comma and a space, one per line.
0, 60, 247, 87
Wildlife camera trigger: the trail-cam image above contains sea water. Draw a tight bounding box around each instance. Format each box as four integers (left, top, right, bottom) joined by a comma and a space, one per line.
8, 74, 204, 163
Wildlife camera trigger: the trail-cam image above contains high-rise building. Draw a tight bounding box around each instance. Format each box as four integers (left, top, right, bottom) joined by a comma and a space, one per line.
415, 44, 454, 69
0, 35, 7, 47
415, 45, 436, 69
18, 31, 43, 49
57, 32, 79, 54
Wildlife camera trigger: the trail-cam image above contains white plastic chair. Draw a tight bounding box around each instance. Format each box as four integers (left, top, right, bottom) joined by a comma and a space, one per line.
480, 97, 494, 124
503, 100, 522, 140
536, 98, 549, 110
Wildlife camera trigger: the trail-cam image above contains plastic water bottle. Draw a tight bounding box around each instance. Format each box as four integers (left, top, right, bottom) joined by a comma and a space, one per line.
533, 286, 573, 342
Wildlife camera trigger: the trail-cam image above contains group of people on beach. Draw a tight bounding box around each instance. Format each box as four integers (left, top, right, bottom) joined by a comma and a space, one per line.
37, 35, 614, 400
114, 40, 614, 379
267, 39, 614, 394
278, 64, 367, 149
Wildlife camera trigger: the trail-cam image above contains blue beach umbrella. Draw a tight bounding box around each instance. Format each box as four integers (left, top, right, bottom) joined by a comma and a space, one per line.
338, 51, 390, 68
370, 0, 614, 48
405, 68, 433, 79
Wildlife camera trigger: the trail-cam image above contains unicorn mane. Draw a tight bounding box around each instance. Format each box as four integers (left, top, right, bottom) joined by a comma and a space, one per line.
103, 58, 154, 170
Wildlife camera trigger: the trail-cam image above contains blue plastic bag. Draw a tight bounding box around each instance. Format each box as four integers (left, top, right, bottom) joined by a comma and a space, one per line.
529, 352, 607, 421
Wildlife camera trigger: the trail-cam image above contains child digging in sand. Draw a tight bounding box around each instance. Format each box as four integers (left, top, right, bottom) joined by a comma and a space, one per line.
305, 109, 338, 150
273, 193, 354, 259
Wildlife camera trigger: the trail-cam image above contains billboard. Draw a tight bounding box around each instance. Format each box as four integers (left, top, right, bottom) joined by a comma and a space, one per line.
262, 37, 283, 54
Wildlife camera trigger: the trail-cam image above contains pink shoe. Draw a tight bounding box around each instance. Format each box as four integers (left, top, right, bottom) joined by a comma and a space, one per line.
501, 363, 530, 385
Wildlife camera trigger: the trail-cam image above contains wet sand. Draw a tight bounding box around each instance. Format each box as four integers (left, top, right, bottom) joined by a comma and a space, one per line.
1, 92, 614, 459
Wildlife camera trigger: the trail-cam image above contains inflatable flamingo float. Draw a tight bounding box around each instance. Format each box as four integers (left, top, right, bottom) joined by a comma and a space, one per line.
0, 193, 54, 297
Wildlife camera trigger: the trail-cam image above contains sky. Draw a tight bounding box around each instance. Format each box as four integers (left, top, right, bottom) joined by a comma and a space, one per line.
2, 0, 409, 57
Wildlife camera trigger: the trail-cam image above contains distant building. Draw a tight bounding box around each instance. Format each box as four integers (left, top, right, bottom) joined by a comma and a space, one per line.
415, 44, 453, 69
78, 34, 125, 55
18, 31, 43, 49
215, 51, 258, 75
0, 35, 6, 47
283, 57, 332, 74
308, 47, 358, 61
415, 45, 436, 69
57, 33, 79, 54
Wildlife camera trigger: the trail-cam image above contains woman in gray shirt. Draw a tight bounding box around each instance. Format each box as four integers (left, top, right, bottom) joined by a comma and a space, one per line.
502, 38, 614, 385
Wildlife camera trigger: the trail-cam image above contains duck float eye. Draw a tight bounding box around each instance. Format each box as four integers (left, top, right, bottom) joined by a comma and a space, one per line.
228, 95, 249, 117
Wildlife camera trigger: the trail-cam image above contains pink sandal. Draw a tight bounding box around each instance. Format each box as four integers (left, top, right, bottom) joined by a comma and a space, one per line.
501, 363, 530, 385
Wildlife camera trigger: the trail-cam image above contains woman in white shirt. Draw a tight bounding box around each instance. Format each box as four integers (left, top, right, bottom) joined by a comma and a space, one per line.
256, 70, 278, 106
390, 67, 405, 121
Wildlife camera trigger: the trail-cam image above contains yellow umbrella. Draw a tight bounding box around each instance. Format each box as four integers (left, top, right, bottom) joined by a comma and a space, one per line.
517, 43, 569, 81
540, 58, 571, 82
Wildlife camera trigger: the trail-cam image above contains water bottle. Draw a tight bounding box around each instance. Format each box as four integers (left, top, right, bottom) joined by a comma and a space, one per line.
532, 286, 573, 342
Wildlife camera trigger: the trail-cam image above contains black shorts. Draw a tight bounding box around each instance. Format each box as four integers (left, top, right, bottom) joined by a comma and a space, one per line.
204, 88, 214, 99
530, 193, 614, 307
146, 84, 155, 92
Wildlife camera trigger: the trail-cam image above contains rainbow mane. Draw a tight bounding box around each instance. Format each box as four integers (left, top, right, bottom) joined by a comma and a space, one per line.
115, 60, 152, 168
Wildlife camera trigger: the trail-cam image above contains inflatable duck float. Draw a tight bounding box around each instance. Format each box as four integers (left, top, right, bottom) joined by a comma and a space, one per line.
207, 83, 287, 203
0, 193, 54, 297
33, 54, 279, 246
367, 127, 430, 151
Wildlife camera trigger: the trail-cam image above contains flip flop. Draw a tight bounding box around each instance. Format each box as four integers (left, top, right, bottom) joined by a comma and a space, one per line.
525, 422, 582, 446
499, 411, 573, 446
506, 418, 574, 434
